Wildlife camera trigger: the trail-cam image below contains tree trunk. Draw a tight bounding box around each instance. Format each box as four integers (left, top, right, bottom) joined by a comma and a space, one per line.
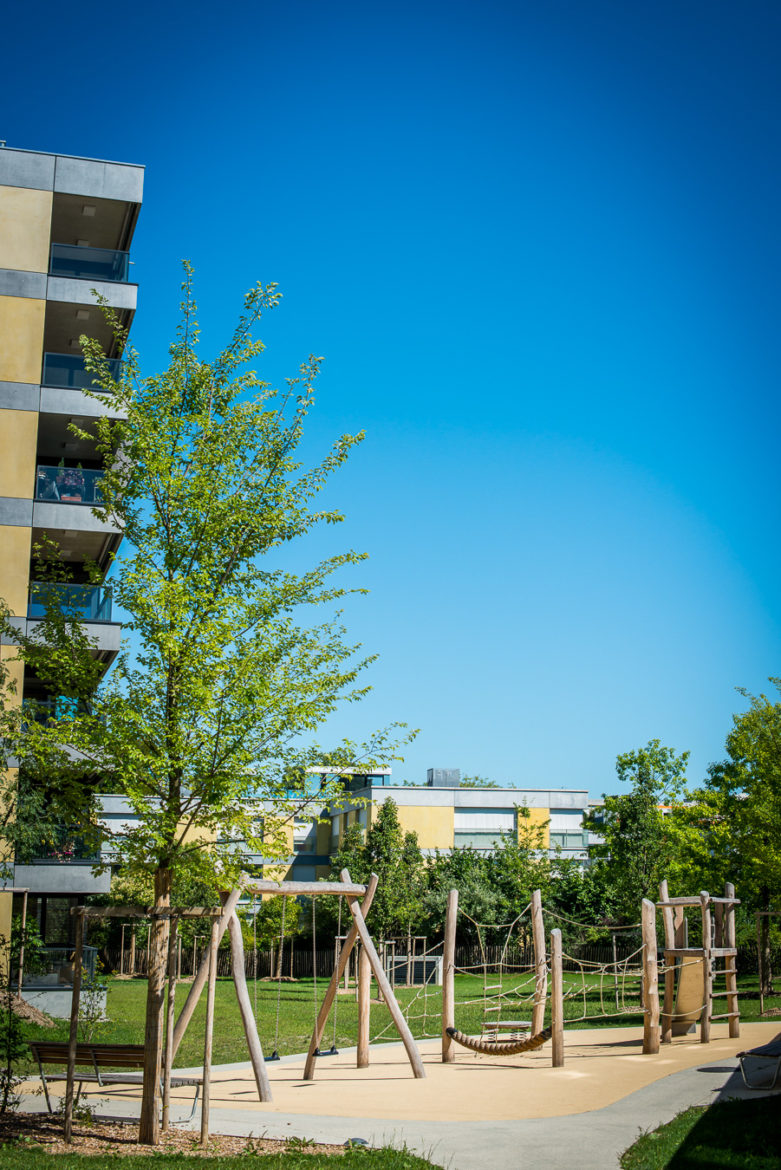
138, 867, 172, 1145
760, 886, 774, 996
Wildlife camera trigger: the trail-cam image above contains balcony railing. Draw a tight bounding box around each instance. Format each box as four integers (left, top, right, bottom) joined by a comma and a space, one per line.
36, 464, 104, 505
22, 695, 88, 725
42, 352, 122, 391
49, 242, 130, 283
16, 945, 98, 988
19, 830, 100, 867
28, 582, 113, 623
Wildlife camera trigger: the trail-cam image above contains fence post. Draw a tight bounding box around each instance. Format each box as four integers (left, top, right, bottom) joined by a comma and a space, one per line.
700, 892, 712, 1043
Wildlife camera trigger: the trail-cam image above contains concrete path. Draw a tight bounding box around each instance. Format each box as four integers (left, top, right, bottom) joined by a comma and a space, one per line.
19, 1055, 779, 1169
22, 1025, 781, 1169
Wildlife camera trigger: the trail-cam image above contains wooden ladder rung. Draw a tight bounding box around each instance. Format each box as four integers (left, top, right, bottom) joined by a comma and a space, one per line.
711, 990, 738, 998
710, 1012, 740, 1020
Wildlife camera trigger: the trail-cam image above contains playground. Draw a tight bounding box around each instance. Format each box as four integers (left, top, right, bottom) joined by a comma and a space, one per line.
13, 874, 781, 1167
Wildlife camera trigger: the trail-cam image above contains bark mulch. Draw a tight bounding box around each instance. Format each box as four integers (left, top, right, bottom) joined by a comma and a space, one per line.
0, 1113, 347, 1157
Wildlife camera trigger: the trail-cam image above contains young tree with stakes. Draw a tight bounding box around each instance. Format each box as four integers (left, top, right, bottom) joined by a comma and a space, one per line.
0, 268, 411, 1144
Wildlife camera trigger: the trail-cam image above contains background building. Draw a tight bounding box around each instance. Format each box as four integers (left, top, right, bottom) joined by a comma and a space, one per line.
285, 767, 590, 880
0, 145, 143, 982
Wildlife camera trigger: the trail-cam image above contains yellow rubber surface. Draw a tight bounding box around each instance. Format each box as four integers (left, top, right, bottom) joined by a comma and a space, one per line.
27, 1022, 779, 1123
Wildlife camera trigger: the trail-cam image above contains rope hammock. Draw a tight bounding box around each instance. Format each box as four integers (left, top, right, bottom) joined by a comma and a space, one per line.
446, 1025, 552, 1056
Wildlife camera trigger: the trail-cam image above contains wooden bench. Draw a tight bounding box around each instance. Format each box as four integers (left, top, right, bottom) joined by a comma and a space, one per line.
29, 1041, 203, 1122
736, 1031, 781, 1090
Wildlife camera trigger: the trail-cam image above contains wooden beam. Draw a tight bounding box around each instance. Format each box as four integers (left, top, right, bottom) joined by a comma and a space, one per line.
246, 880, 368, 898
172, 887, 243, 1058
700, 891, 712, 1044
724, 882, 740, 1039
227, 910, 272, 1101
642, 898, 660, 1054
441, 888, 458, 1062
531, 888, 547, 1036
550, 928, 564, 1068
303, 872, 378, 1080
341, 870, 426, 1080
357, 945, 371, 1069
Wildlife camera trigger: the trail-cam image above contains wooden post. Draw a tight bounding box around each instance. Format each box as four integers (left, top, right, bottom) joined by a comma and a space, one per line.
756, 913, 764, 1016
357, 945, 371, 1068
303, 874, 378, 1080
120, 924, 126, 977
345, 891, 425, 1079
130, 927, 136, 977
172, 886, 243, 1057
551, 928, 564, 1068
162, 918, 178, 1132
177, 936, 182, 981
16, 890, 28, 998
192, 937, 198, 979
442, 888, 458, 1062
407, 925, 413, 987
531, 889, 547, 1035
611, 933, 619, 1011
700, 891, 712, 1043
200, 918, 218, 1146
659, 880, 675, 1044
725, 882, 740, 1039
289, 938, 294, 979
227, 910, 272, 1102
64, 909, 85, 1142
642, 899, 660, 1054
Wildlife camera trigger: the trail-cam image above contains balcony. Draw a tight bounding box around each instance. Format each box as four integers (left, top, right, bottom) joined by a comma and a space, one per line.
35, 465, 104, 506
28, 582, 113, 623
42, 352, 122, 391
49, 242, 130, 283
18, 828, 100, 867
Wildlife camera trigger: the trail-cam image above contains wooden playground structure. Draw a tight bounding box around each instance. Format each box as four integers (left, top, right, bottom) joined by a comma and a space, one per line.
52, 871, 748, 1143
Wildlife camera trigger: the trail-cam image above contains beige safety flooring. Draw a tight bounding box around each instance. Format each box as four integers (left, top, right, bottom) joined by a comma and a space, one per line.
32, 1021, 779, 1123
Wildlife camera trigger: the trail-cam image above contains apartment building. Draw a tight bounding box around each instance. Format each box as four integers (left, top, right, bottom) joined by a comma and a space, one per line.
288, 767, 590, 879
0, 145, 143, 973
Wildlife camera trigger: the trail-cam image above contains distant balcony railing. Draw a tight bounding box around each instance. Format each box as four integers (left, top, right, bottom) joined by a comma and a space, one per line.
42, 352, 122, 390
18, 829, 100, 867
49, 242, 130, 283
35, 464, 104, 505
28, 582, 113, 623
16, 945, 98, 989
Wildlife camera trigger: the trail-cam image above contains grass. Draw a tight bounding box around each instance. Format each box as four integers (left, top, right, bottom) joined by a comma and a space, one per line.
0, 1145, 438, 1168
620, 1097, 781, 1168
15, 968, 781, 1074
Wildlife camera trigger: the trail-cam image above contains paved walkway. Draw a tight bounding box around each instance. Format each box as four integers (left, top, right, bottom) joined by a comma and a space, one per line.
21, 1024, 781, 1169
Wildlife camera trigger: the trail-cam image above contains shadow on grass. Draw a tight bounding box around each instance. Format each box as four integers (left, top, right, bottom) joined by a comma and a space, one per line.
623, 1096, 781, 1169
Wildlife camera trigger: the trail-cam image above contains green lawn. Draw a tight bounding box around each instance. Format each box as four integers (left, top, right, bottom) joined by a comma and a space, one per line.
0, 1145, 437, 1169
620, 1097, 781, 1169
16, 969, 780, 1074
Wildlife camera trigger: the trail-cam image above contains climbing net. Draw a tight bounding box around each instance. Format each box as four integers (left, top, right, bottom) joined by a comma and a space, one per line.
452, 904, 541, 1040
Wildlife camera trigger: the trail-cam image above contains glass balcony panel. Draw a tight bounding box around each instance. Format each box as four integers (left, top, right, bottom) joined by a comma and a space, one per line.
49, 242, 129, 283
42, 352, 122, 390
35, 465, 104, 504
28, 582, 113, 623
16, 946, 98, 988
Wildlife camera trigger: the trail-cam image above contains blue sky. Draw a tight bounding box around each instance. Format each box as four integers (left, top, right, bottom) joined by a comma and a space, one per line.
5, 0, 780, 796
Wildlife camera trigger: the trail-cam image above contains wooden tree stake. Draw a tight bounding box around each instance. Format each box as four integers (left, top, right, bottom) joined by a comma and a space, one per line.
200, 918, 219, 1145
64, 909, 85, 1143
551, 928, 564, 1068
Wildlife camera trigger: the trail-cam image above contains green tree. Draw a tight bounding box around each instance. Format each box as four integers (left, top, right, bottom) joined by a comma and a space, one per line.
585, 739, 690, 922
706, 680, 781, 993
328, 800, 425, 941
0, 268, 411, 1143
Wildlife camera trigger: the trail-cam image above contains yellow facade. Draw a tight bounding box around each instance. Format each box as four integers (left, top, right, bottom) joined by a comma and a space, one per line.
0, 187, 52, 273
0, 527, 31, 617
0, 296, 46, 384
375, 802, 455, 851
519, 805, 550, 848
0, 411, 38, 501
